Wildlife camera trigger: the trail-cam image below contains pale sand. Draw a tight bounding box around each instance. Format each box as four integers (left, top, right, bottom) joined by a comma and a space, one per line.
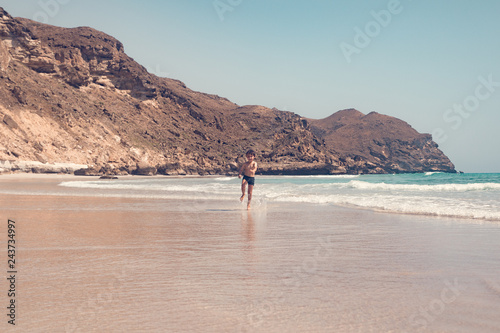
1, 174, 500, 332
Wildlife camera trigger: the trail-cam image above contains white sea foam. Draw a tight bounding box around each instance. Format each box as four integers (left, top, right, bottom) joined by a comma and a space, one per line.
342, 196, 500, 221
214, 177, 234, 181
346, 180, 500, 192
270, 193, 500, 221
59, 180, 233, 195
274, 174, 360, 179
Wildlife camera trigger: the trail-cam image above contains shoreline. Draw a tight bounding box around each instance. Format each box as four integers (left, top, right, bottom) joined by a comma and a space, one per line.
0, 158, 461, 178
1, 177, 499, 332
1, 173, 499, 224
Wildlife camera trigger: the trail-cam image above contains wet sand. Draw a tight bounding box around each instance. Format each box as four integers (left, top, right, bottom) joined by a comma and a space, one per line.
1, 175, 500, 332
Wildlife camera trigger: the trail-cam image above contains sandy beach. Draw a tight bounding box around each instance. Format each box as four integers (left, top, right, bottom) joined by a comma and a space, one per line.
1, 174, 500, 332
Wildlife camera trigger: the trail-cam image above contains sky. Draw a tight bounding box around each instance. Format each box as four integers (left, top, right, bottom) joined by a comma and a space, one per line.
2, 0, 500, 172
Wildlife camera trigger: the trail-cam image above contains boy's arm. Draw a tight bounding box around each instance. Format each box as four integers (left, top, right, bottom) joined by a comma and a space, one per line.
238, 163, 246, 178
250, 161, 257, 172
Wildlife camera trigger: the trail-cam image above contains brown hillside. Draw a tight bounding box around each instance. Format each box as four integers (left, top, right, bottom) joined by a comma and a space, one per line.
0, 8, 455, 175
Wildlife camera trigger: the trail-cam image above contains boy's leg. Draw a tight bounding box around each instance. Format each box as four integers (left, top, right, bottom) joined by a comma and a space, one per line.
240, 180, 247, 202
247, 184, 254, 209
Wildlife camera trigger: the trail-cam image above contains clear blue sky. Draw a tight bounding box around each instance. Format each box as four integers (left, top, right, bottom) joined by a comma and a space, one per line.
2, 0, 500, 172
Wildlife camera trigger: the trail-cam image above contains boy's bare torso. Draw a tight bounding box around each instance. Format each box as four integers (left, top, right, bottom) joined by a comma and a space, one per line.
241, 161, 257, 177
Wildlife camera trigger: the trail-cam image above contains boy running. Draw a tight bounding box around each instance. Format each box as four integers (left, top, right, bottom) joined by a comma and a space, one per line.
238, 150, 258, 209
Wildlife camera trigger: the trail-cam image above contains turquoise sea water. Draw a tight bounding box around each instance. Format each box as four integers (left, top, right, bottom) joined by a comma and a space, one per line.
58, 172, 500, 221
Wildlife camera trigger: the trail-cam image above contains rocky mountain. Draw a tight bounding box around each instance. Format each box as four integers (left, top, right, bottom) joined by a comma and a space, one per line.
0, 8, 455, 175
309, 109, 455, 174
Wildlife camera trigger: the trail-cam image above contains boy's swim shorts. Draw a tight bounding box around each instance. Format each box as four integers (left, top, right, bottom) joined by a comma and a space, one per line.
243, 175, 255, 186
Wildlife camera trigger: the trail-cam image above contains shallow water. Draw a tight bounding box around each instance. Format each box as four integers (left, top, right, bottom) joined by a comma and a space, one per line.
1, 175, 500, 332
55, 173, 500, 221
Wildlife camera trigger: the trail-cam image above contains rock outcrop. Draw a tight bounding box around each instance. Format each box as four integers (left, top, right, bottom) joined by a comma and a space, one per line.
309, 109, 456, 174
0, 8, 455, 175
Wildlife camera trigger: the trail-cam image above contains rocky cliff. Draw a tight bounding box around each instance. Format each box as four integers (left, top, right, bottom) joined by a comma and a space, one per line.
0, 8, 455, 175
309, 109, 455, 174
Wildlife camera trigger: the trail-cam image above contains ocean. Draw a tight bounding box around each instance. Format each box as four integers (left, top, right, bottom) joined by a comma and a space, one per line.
57, 172, 500, 222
